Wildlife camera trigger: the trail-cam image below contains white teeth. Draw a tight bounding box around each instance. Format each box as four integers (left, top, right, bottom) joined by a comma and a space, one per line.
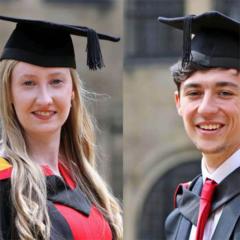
35, 111, 52, 116
199, 124, 221, 130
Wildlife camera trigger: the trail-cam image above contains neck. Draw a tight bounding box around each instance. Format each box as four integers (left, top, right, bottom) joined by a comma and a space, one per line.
202, 154, 226, 173
25, 131, 62, 174
202, 148, 239, 173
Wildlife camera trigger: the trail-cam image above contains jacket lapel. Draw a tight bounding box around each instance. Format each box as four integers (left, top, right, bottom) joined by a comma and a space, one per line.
212, 194, 240, 240
210, 167, 240, 239
178, 175, 202, 225
178, 188, 199, 226
212, 167, 240, 211
175, 176, 203, 239
46, 175, 91, 216
175, 217, 192, 240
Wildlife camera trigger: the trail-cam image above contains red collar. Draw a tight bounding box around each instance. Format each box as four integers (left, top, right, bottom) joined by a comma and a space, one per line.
42, 163, 76, 189
0, 159, 76, 190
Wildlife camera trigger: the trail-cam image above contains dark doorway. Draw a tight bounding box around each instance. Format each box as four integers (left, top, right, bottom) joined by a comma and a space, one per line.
137, 160, 201, 240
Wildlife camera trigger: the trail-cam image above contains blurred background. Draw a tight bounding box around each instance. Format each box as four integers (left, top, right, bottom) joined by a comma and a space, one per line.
0, 0, 123, 199
124, 0, 240, 239
2, 0, 240, 239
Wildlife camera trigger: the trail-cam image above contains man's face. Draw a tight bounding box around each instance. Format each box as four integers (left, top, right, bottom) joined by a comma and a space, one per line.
175, 68, 240, 159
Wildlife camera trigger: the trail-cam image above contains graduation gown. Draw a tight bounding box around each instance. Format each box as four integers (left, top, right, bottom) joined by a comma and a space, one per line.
0, 157, 112, 240
165, 167, 240, 240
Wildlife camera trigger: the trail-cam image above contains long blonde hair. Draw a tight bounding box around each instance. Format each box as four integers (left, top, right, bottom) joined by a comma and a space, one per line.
0, 60, 122, 240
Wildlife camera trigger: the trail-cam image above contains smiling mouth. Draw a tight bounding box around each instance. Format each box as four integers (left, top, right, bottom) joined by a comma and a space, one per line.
196, 123, 224, 131
34, 111, 55, 115
32, 111, 56, 118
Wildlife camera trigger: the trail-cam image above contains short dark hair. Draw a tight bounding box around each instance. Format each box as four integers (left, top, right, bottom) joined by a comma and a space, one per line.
170, 61, 209, 92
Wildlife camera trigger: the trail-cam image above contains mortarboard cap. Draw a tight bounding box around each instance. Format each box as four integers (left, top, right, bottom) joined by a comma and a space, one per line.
0, 15, 120, 70
158, 11, 240, 69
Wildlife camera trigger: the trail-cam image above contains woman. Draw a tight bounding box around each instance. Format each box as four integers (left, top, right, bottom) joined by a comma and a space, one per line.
0, 16, 122, 240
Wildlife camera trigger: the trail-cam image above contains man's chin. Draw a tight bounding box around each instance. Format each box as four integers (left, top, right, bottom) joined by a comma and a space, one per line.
196, 145, 225, 155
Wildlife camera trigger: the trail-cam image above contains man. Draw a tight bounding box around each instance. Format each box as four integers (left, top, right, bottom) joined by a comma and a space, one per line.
158, 11, 240, 240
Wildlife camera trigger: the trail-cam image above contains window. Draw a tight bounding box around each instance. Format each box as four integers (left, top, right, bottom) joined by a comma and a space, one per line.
125, 0, 184, 64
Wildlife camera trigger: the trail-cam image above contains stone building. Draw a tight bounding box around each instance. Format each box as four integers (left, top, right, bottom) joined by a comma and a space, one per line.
0, 0, 123, 198
124, 0, 240, 239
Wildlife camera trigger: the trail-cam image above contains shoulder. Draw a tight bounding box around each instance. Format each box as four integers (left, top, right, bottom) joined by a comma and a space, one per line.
0, 157, 12, 180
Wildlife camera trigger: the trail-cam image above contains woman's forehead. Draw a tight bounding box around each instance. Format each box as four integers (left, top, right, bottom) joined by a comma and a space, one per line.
12, 62, 71, 77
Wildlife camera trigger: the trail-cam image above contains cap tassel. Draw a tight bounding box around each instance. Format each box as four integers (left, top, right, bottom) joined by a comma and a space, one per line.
86, 28, 105, 70
182, 15, 194, 69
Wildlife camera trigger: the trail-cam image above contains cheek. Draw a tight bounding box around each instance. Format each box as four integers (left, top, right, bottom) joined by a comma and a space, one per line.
180, 102, 196, 119
57, 89, 73, 109
11, 101, 29, 128
12, 91, 26, 111
12, 101, 28, 119
180, 105, 198, 130
225, 105, 240, 127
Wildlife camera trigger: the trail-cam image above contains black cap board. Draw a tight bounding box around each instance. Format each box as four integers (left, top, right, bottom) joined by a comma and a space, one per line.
0, 15, 120, 70
158, 11, 240, 69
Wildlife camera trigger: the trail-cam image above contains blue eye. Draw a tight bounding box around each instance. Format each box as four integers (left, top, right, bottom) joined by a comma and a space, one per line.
51, 79, 63, 85
219, 91, 233, 96
23, 80, 35, 86
186, 91, 202, 96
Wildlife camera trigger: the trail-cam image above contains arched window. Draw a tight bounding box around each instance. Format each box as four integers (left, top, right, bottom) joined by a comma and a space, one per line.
137, 160, 201, 240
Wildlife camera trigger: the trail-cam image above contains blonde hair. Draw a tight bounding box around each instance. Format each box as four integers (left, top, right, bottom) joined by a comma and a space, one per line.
0, 60, 122, 240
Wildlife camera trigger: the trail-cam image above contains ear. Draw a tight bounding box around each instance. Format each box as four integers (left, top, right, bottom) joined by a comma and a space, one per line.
174, 90, 182, 116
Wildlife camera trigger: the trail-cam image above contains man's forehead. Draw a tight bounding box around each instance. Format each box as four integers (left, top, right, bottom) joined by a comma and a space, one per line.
182, 68, 240, 87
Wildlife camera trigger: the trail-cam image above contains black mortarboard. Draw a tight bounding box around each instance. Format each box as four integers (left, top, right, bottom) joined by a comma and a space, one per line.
158, 11, 240, 69
0, 15, 120, 70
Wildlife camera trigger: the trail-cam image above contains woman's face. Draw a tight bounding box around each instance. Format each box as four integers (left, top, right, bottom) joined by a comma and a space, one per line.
11, 62, 74, 138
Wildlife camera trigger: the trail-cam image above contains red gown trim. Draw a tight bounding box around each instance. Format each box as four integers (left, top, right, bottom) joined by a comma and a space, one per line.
0, 157, 12, 180
0, 158, 112, 240
54, 204, 112, 240
0, 167, 12, 180
43, 163, 113, 240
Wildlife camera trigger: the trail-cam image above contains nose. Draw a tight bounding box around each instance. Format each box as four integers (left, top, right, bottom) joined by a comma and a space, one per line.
197, 92, 218, 116
35, 86, 53, 106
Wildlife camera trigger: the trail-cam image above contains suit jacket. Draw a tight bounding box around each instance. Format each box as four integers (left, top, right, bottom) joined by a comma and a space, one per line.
165, 167, 240, 240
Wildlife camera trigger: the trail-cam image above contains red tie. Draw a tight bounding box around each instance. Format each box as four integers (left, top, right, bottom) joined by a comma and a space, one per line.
196, 178, 217, 240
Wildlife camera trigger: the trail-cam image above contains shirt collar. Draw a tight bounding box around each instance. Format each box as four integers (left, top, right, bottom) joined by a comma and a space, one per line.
202, 149, 240, 184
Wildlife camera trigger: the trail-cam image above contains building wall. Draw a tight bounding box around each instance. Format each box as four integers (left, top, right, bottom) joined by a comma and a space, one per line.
124, 0, 238, 239
0, 0, 123, 198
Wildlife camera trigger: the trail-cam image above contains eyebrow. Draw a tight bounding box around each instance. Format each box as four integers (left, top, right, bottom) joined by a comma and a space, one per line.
182, 83, 201, 90
182, 81, 240, 90
19, 74, 37, 79
48, 72, 67, 77
215, 81, 239, 88
19, 72, 66, 79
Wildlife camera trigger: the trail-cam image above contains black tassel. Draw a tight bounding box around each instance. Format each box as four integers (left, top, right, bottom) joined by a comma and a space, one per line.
182, 15, 194, 69
86, 28, 105, 70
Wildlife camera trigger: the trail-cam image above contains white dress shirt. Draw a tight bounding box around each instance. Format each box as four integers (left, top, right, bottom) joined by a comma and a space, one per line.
189, 149, 240, 240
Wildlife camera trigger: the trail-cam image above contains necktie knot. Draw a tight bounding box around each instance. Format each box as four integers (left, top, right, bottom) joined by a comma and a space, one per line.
200, 178, 217, 201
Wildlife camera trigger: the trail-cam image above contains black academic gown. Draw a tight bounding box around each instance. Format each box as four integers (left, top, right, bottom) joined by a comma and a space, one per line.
0, 171, 92, 240
165, 167, 240, 240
